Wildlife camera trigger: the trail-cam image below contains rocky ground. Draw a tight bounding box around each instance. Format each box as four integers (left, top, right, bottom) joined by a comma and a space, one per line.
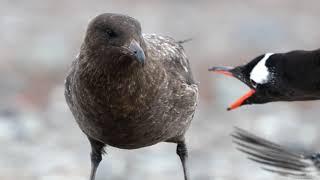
1, 0, 320, 180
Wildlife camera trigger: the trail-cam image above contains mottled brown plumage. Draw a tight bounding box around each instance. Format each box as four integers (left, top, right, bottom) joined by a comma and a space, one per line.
64, 13, 198, 180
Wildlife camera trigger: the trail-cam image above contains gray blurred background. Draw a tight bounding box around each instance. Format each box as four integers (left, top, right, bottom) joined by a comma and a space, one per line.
1, 0, 320, 180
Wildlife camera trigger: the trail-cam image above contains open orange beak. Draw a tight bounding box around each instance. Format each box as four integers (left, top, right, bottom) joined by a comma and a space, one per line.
226, 89, 256, 110
209, 66, 256, 110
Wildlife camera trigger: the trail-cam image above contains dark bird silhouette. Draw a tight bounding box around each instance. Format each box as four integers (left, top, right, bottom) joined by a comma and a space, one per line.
209, 49, 320, 110
232, 127, 320, 179
64, 13, 198, 180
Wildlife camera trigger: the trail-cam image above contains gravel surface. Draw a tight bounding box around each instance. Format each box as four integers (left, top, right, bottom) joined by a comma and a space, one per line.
1, 1, 320, 179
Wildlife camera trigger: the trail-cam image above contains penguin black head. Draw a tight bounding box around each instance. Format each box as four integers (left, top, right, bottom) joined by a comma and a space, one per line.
209, 53, 289, 110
